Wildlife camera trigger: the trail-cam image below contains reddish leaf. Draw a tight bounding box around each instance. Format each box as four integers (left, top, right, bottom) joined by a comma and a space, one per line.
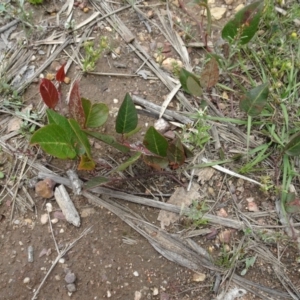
69, 80, 86, 128
200, 57, 219, 88
40, 78, 59, 109
56, 63, 66, 82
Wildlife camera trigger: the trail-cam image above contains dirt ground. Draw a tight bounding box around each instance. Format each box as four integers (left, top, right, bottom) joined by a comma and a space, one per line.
0, 0, 300, 300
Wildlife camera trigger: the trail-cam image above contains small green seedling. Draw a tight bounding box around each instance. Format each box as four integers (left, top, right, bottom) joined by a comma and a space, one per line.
31, 65, 191, 177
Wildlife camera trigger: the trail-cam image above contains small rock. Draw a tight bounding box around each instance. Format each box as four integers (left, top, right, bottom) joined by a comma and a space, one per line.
219, 230, 232, 244
51, 218, 59, 224
224, 0, 233, 4
161, 57, 183, 72
23, 277, 30, 284
65, 272, 76, 284
235, 4, 244, 12
192, 272, 206, 282
114, 47, 121, 55
13, 220, 20, 225
59, 258, 65, 264
24, 218, 33, 225
107, 290, 112, 298
210, 7, 227, 20
134, 291, 142, 300
40, 214, 49, 225
154, 118, 170, 133
217, 208, 228, 218
64, 77, 71, 84
46, 203, 53, 213
35, 178, 55, 198
133, 271, 139, 277
153, 287, 159, 295
80, 207, 96, 218
66, 283, 76, 293
55, 275, 61, 281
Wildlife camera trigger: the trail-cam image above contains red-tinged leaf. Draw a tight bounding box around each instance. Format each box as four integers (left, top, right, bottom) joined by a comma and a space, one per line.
69, 80, 86, 128
200, 57, 219, 88
56, 63, 66, 82
40, 78, 59, 109
143, 155, 169, 170
78, 154, 96, 170
167, 137, 186, 169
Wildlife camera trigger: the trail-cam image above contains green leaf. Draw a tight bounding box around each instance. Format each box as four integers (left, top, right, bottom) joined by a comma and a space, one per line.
115, 93, 138, 134
143, 155, 169, 170
179, 68, 202, 96
113, 152, 142, 172
84, 176, 109, 189
284, 132, 300, 156
143, 126, 168, 157
68, 119, 92, 158
30, 124, 77, 159
167, 137, 185, 168
0, 171, 5, 179
285, 193, 300, 213
82, 98, 109, 128
85, 131, 130, 153
46, 109, 76, 143
239, 83, 269, 116
222, 1, 263, 45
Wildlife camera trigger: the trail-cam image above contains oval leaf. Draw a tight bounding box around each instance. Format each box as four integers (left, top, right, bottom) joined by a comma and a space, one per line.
116, 93, 138, 134
55, 63, 66, 82
200, 57, 219, 88
82, 98, 109, 128
143, 126, 168, 157
239, 83, 269, 116
285, 133, 300, 156
30, 124, 76, 159
167, 137, 185, 169
40, 78, 59, 109
179, 68, 202, 96
69, 80, 86, 128
68, 119, 92, 158
143, 155, 169, 170
222, 1, 263, 45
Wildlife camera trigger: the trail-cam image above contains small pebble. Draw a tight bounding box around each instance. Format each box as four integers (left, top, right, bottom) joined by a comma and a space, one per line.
113, 98, 119, 104
59, 229, 64, 233
40, 214, 48, 225
23, 277, 30, 284
153, 287, 159, 295
55, 275, 61, 281
66, 283, 76, 292
13, 220, 20, 225
65, 272, 76, 284
46, 203, 53, 212
133, 271, 139, 277
59, 258, 65, 264
51, 218, 59, 224
107, 290, 111, 298
28, 245, 34, 263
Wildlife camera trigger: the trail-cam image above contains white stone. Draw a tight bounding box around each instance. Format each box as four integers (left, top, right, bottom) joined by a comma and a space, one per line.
46, 203, 53, 212
235, 4, 244, 12
40, 214, 48, 225
133, 271, 139, 277
210, 7, 227, 20
23, 277, 30, 284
